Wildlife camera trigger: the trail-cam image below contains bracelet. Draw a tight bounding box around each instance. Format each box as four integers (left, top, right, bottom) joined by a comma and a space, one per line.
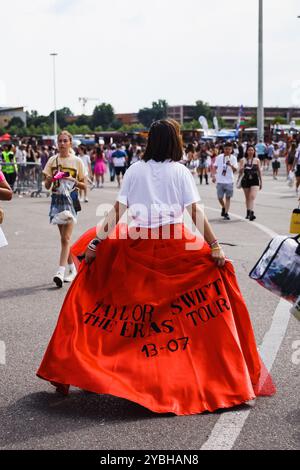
209, 239, 218, 247
211, 246, 222, 251
88, 238, 102, 252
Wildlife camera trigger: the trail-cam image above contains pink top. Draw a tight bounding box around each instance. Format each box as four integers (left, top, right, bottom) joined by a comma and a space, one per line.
0, 171, 5, 183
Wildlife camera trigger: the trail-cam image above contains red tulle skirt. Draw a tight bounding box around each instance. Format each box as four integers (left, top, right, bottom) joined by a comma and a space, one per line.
37, 224, 275, 415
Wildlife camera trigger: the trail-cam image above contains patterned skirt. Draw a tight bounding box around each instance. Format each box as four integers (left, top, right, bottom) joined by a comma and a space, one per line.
49, 194, 77, 223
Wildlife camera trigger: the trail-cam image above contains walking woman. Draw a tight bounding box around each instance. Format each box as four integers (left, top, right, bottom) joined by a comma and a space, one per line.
185, 144, 197, 175
197, 144, 210, 185
43, 131, 86, 287
272, 144, 281, 180
37, 120, 275, 415
286, 143, 297, 178
239, 145, 262, 221
94, 146, 107, 188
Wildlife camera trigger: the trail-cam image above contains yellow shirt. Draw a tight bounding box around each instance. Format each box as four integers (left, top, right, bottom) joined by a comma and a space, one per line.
43, 154, 85, 192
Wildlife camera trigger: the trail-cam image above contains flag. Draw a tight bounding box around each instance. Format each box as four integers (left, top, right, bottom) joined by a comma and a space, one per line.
235, 105, 244, 138
198, 116, 209, 137
213, 116, 219, 133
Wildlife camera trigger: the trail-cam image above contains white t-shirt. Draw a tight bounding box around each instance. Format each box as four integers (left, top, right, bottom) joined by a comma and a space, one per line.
79, 154, 91, 175
214, 154, 238, 184
117, 160, 200, 228
15, 148, 26, 164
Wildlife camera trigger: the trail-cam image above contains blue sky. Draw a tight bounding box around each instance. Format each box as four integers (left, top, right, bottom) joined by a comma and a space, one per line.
1, 0, 300, 115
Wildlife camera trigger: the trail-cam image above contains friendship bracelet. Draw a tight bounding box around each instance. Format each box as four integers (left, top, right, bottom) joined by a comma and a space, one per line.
88, 238, 102, 251
209, 239, 218, 247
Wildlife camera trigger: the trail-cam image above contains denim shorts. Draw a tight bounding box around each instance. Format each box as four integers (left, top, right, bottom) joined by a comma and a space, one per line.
217, 183, 234, 199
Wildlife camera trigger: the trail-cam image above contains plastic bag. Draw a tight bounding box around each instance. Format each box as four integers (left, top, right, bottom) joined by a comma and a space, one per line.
51, 210, 77, 225
56, 179, 75, 196
50, 179, 77, 225
249, 235, 300, 304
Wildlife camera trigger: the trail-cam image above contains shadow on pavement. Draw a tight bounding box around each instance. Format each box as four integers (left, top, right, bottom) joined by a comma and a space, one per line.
0, 388, 252, 448
0, 390, 168, 448
0, 284, 60, 299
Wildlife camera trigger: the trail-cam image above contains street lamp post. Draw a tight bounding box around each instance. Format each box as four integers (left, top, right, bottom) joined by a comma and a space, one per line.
50, 52, 58, 138
257, 0, 264, 142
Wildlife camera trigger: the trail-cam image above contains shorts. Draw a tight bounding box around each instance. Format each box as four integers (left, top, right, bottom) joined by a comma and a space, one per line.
198, 162, 209, 170
217, 183, 234, 199
296, 165, 300, 178
241, 176, 260, 188
115, 166, 126, 176
258, 154, 265, 162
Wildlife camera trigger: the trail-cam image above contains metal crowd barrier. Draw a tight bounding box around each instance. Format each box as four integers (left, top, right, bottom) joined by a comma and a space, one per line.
0, 162, 49, 197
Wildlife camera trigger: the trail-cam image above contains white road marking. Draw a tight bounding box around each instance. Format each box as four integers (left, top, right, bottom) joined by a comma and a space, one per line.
201, 299, 290, 450
200, 207, 291, 450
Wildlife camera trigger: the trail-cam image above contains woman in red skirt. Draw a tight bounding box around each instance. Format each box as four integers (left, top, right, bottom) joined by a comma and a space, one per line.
37, 120, 275, 415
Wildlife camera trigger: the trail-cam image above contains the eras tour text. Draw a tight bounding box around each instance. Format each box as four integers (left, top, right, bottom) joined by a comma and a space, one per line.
83, 277, 230, 357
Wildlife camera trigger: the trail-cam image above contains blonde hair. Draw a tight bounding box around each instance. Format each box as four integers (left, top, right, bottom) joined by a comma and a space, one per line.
58, 130, 75, 156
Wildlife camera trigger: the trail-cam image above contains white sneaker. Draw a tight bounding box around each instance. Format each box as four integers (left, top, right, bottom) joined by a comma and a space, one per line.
84, 197, 89, 203
64, 270, 77, 283
53, 272, 64, 288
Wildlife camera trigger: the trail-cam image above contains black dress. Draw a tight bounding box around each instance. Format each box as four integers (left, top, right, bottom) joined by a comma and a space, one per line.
241, 161, 260, 188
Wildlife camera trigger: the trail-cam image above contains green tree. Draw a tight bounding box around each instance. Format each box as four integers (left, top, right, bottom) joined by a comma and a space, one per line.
152, 99, 168, 119
26, 110, 50, 127
193, 100, 213, 121
75, 114, 92, 127
7, 117, 25, 129
138, 99, 168, 128
273, 116, 286, 125
137, 107, 155, 128
110, 119, 123, 130
91, 103, 115, 129
118, 123, 145, 132
181, 120, 200, 130
77, 125, 93, 134
49, 107, 73, 128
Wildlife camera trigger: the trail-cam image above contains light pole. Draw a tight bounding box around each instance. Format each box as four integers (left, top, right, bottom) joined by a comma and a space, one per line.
257, 0, 264, 142
50, 52, 58, 138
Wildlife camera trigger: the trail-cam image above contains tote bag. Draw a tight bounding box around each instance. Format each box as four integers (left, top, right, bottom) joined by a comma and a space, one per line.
249, 234, 300, 304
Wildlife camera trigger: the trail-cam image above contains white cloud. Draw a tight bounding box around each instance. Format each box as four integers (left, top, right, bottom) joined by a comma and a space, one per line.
2, 0, 300, 115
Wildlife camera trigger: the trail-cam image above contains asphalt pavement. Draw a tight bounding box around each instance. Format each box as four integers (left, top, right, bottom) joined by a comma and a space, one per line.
0, 168, 299, 450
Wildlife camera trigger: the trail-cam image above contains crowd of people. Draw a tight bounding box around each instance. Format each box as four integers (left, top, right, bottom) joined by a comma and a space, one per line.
2, 120, 299, 418
1, 135, 300, 226
33, 121, 277, 414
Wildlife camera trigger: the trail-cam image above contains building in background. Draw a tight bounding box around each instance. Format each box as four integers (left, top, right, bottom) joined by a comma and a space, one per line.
0, 107, 26, 128
115, 113, 138, 125
115, 105, 300, 127
167, 105, 196, 124
211, 105, 300, 126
